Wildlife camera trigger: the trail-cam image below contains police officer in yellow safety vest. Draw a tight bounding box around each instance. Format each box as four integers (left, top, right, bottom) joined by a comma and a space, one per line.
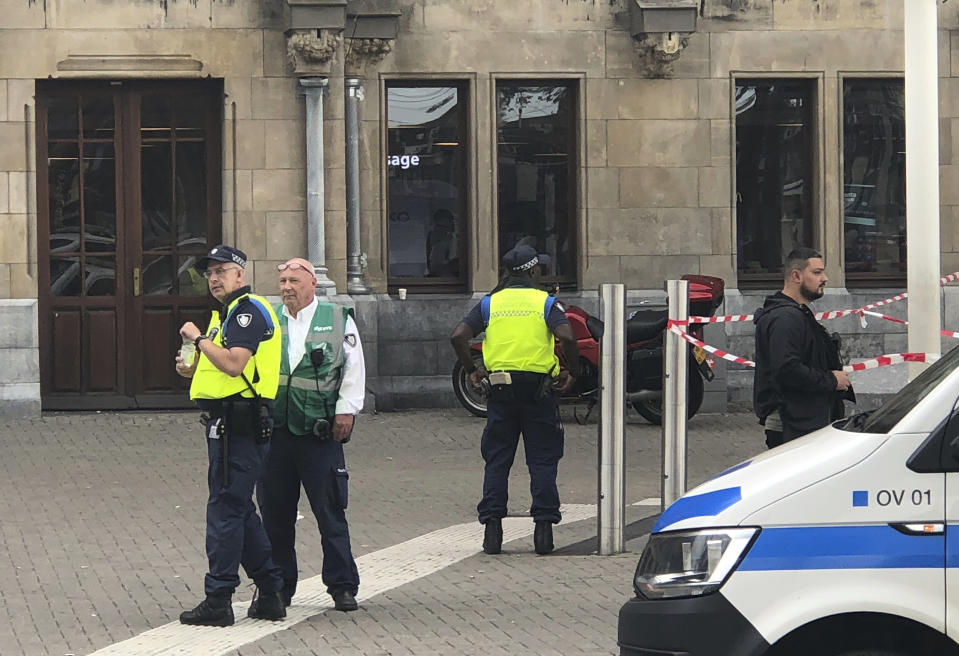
255, 257, 363, 613
450, 245, 581, 556
174, 245, 286, 627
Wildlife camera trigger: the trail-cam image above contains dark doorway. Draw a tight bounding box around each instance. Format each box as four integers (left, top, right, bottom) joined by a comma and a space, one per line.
37, 79, 222, 409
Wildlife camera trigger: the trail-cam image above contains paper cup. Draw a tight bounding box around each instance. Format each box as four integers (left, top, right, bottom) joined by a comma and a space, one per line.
398, 288, 407, 300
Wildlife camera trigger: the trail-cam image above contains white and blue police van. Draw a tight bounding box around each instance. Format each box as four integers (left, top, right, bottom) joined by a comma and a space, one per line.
618, 345, 959, 656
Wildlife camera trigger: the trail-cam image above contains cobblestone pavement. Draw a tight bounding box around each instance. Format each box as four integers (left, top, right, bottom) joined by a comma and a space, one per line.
0, 408, 762, 656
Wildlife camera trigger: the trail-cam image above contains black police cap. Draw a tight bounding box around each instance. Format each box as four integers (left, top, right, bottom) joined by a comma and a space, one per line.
503, 244, 551, 272
195, 245, 247, 272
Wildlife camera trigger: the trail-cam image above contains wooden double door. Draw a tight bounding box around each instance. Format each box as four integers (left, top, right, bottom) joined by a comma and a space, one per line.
37, 80, 223, 409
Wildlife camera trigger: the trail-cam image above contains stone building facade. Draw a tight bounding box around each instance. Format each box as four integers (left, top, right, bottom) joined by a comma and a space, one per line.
1, 0, 958, 417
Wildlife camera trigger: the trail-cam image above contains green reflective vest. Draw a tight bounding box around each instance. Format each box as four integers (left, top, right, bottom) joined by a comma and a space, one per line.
274, 301, 352, 435
190, 292, 282, 400
483, 287, 559, 376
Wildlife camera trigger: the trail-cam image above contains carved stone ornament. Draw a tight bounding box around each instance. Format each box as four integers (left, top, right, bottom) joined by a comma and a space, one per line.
344, 37, 394, 71
631, 31, 691, 78
287, 29, 342, 73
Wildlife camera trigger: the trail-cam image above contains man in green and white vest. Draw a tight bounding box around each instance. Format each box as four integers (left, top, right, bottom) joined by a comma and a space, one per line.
256, 257, 364, 612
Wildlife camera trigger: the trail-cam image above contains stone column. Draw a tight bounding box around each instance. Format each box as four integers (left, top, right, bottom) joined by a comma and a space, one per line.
345, 77, 371, 294
299, 77, 337, 295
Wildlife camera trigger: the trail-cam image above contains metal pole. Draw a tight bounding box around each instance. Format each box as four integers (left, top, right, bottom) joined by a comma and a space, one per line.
662, 279, 688, 509
345, 77, 371, 294
299, 77, 336, 295
598, 283, 626, 556
904, 0, 941, 378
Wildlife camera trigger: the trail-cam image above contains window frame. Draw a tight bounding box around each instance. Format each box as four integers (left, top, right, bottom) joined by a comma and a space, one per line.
492, 76, 580, 290
732, 75, 823, 289
382, 78, 472, 294
839, 74, 907, 288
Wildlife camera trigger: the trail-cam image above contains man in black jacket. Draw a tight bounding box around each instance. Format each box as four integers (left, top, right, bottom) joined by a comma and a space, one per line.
753, 248, 853, 448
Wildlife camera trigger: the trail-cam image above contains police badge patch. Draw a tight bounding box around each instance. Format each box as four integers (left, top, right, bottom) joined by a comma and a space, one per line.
236, 313, 253, 328
345, 334, 357, 347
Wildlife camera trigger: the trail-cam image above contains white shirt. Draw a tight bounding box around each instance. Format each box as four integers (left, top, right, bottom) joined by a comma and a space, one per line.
281, 297, 366, 416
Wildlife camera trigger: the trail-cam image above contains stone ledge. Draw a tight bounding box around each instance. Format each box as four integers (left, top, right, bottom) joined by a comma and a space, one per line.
0, 298, 37, 348
0, 382, 39, 419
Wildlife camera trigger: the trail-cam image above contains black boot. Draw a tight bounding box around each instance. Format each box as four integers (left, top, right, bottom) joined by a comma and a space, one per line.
331, 589, 358, 611
180, 595, 234, 627
247, 588, 286, 621
534, 520, 553, 555
483, 518, 503, 555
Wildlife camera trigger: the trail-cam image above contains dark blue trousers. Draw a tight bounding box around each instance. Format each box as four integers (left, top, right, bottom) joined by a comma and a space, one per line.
204, 418, 283, 597
257, 425, 359, 599
477, 390, 564, 525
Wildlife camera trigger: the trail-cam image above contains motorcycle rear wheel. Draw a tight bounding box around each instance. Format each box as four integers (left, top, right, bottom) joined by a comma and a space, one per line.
452, 354, 488, 418
632, 373, 705, 425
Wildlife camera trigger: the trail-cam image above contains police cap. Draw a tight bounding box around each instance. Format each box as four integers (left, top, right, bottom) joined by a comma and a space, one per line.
503, 244, 551, 272
195, 245, 247, 272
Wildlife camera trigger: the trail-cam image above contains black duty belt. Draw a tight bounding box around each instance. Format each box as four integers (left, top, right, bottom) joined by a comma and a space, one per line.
490, 371, 550, 382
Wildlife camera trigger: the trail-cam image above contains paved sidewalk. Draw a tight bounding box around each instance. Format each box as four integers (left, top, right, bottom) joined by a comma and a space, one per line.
0, 408, 762, 656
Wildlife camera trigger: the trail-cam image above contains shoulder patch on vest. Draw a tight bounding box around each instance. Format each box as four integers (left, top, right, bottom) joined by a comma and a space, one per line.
345, 334, 357, 347
236, 313, 252, 328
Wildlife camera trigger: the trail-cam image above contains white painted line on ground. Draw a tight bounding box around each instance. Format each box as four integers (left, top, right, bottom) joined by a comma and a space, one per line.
632, 497, 661, 507
86, 503, 600, 656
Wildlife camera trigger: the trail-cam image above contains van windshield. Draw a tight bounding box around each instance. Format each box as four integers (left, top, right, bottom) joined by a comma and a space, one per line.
844, 346, 959, 434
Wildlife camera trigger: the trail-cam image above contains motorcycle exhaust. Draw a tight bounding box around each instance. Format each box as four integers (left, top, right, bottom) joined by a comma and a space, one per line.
625, 390, 662, 402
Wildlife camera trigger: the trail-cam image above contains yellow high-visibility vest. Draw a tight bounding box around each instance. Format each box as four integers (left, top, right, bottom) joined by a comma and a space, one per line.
190, 292, 281, 400
482, 288, 558, 376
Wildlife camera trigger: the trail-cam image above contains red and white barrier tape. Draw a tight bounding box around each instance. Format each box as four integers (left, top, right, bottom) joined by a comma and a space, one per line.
668, 322, 755, 367
679, 270, 959, 326
667, 321, 940, 372
831, 308, 959, 339
858, 310, 907, 325
844, 353, 940, 371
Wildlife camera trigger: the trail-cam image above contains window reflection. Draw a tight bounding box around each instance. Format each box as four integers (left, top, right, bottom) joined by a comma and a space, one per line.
386, 84, 467, 285
46, 92, 118, 297
496, 82, 576, 283
843, 79, 905, 282
735, 80, 814, 281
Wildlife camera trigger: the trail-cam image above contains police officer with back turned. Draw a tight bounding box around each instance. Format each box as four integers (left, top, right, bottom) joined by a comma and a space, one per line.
450, 244, 580, 555
256, 257, 363, 612
174, 245, 286, 627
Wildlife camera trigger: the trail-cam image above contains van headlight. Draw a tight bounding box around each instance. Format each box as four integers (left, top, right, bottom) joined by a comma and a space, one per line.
634, 528, 759, 600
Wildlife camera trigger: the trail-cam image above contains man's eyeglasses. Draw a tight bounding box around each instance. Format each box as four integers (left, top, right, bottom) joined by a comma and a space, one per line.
203, 265, 240, 279
277, 262, 311, 272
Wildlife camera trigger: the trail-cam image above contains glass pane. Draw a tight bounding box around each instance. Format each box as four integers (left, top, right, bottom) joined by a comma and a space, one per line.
82, 96, 114, 140
496, 83, 574, 280
141, 93, 172, 139
735, 80, 813, 278
85, 256, 116, 296
141, 142, 173, 252
48, 153, 80, 252
142, 254, 174, 296
82, 142, 116, 253
178, 255, 208, 296
175, 141, 208, 245
843, 79, 906, 279
47, 97, 79, 140
387, 85, 465, 280
51, 256, 81, 296
173, 94, 207, 139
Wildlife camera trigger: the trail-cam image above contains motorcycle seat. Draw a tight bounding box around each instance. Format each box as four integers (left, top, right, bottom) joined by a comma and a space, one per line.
626, 309, 669, 344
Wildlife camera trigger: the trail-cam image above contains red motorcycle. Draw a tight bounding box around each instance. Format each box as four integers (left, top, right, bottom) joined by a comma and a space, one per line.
451, 275, 725, 424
